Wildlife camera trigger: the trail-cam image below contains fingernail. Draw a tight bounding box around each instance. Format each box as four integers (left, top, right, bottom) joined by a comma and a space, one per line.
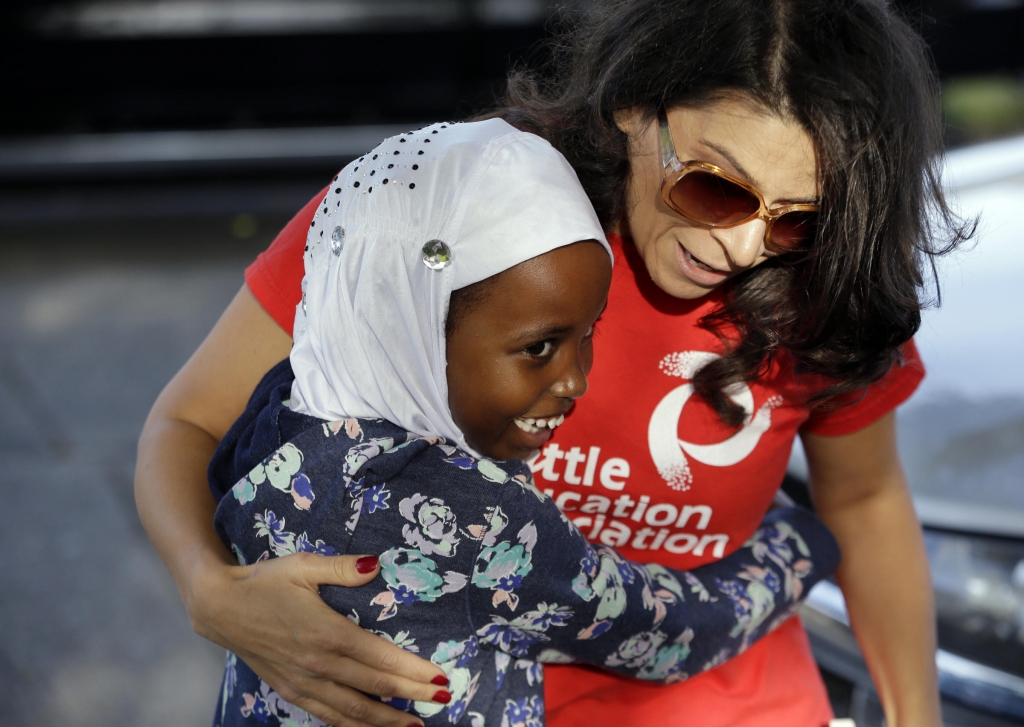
355, 556, 378, 574
433, 690, 451, 704
431, 674, 449, 686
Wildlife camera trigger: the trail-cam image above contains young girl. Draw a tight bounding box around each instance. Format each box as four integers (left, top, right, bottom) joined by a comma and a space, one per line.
208, 120, 839, 726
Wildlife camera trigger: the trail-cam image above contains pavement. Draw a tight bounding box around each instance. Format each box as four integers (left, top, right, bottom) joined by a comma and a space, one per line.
0, 215, 290, 727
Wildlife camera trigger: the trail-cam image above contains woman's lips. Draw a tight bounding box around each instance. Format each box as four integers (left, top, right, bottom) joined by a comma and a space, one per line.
674, 241, 730, 286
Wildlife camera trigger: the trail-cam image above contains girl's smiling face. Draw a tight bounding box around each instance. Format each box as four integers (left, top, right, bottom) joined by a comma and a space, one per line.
445, 241, 612, 461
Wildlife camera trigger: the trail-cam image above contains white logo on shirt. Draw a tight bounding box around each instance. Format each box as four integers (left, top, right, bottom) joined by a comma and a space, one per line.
648, 352, 781, 491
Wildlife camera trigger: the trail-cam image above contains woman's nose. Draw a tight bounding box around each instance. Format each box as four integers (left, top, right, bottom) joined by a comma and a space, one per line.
713, 218, 767, 269
550, 354, 588, 400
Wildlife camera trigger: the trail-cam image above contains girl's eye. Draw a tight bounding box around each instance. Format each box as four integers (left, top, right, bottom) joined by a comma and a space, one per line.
584, 325, 595, 339
524, 340, 554, 357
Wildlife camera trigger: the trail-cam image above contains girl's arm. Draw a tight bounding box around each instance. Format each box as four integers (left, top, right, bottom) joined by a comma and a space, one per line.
802, 412, 942, 727
134, 284, 447, 727
468, 481, 840, 681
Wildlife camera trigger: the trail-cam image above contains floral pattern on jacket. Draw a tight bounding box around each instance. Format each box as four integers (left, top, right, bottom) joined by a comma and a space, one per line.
209, 362, 840, 727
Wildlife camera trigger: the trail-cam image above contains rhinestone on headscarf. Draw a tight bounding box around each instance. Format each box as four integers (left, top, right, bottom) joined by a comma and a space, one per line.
421, 239, 452, 270
331, 226, 345, 255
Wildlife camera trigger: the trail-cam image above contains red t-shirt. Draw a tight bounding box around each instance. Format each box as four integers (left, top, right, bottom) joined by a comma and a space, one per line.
247, 191, 924, 727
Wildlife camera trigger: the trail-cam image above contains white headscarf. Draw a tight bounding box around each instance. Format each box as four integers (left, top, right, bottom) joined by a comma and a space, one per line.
289, 119, 610, 456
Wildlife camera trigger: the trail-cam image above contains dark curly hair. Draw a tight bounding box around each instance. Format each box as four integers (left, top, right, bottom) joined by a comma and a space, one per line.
483, 0, 973, 425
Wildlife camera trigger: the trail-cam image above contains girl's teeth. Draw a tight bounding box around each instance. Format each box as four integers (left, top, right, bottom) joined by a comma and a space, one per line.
515, 415, 565, 434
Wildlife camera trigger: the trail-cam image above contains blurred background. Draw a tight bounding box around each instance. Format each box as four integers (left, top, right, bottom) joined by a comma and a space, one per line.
0, 1, 1021, 726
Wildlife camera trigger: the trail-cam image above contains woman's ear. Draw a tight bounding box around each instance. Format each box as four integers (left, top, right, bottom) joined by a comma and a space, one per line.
612, 107, 642, 136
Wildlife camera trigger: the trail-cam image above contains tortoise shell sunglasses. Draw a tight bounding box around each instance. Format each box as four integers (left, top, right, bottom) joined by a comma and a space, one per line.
657, 109, 819, 254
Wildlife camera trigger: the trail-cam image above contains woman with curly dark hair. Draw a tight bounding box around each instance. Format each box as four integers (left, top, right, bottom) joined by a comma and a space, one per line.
135, 1, 970, 725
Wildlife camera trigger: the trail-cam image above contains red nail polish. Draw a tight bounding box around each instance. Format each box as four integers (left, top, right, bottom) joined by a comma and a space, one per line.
431, 675, 449, 686
433, 690, 451, 704
355, 556, 378, 574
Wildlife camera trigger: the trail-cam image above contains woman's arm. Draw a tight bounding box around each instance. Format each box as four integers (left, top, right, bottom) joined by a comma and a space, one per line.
134, 284, 447, 727
802, 411, 941, 727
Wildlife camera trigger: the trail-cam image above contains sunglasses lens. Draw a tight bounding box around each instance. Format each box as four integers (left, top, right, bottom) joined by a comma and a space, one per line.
670, 170, 760, 226
770, 211, 817, 250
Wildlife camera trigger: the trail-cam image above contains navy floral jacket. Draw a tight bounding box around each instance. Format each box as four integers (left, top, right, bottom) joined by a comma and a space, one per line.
209, 361, 840, 727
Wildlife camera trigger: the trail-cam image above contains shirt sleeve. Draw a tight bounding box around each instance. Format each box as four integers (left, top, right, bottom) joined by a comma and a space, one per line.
245, 186, 328, 334
467, 480, 841, 684
801, 339, 926, 438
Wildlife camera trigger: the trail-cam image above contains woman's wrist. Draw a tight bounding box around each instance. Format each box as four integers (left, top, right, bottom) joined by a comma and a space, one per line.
891, 697, 943, 727
884, 673, 942, 727
178, 546, 242, 645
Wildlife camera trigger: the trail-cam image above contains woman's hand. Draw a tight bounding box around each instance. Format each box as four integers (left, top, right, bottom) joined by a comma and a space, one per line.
191, 552, 448, 727
135, 284, 446, 726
